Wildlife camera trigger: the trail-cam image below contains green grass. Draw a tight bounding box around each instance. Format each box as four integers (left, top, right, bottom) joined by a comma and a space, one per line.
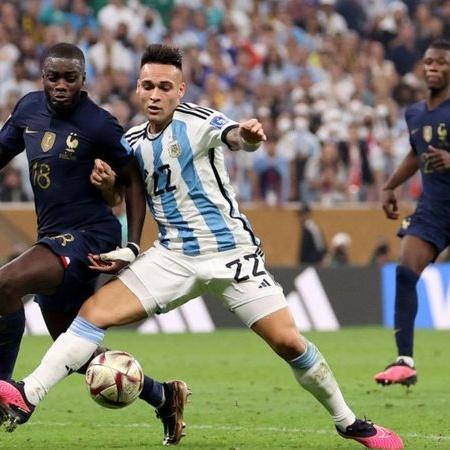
2, 327, 449, 449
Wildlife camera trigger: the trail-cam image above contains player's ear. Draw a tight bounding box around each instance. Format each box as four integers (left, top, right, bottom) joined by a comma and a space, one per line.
82, 72, 86, 85
178, 81, 186, 99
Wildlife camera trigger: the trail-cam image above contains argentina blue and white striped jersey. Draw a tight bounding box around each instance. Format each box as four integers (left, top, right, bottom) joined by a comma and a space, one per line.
125, 102, 260, 256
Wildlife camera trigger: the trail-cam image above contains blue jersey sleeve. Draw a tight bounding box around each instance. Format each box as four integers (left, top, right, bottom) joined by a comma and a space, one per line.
0, 99, 26, 159
96, 113, 133, 170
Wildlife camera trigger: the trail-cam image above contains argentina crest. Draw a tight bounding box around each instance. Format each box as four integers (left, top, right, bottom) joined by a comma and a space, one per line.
41, 131, 56, 152
168, 140, 181, 158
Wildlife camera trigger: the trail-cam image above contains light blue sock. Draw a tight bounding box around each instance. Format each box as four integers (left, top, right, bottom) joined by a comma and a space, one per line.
68, 316, 105, 344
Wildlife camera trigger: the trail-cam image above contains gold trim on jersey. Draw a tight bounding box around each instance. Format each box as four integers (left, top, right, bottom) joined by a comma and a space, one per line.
423, 125, 432, 143
41, 132, 56, 152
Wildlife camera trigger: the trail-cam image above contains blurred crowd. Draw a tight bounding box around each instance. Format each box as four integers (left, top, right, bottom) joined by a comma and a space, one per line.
0, 0, 447, 205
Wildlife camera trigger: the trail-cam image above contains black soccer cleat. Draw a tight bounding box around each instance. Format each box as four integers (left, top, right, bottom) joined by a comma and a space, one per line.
0, 380, 35, 432
156, 380, 191, 446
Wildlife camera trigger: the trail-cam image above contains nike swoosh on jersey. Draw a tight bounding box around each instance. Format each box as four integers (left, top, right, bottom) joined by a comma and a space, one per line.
25, 127, 38, 134
411, 128, 419, 135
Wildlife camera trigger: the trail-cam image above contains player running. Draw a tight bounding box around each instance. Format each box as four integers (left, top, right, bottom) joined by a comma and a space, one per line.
0, 43, 188, 445
375, 39, 450, 387
0, 44, 403, 449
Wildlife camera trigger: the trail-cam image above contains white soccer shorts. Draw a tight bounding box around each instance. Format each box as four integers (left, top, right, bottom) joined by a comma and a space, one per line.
118, 243, 287, 327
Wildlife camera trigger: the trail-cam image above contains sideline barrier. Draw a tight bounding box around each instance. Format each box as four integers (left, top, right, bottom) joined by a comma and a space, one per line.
24, 265, 383, 335
382, 263, 450, 329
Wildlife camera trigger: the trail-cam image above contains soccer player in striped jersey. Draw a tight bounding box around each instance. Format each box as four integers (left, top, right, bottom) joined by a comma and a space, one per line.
0, 44, 403, 449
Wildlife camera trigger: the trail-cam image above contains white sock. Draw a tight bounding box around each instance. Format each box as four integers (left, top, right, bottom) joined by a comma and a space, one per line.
289, 342, 356, 431
396, 355, 414, 367
23, 316, 104, 405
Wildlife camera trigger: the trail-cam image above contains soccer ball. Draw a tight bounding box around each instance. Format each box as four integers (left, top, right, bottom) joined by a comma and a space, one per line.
85, 350, 144, 409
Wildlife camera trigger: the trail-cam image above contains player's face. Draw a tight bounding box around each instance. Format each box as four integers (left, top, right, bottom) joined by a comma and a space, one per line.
42, 57, 85, 110
136, 63, 185, 133
423, 48, 450, 91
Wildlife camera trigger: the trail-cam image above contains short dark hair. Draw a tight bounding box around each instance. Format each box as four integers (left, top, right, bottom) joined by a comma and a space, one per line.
43, 43, 85, 69
427, 39, 450, 52
140, 44, 182, 70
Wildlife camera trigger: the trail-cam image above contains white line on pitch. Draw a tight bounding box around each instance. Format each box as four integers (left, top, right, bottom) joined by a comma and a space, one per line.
26, 422, 450, 441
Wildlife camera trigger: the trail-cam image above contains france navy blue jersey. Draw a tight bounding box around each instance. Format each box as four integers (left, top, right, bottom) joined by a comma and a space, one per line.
406, 99, 450, 204
0, 91, 132, 238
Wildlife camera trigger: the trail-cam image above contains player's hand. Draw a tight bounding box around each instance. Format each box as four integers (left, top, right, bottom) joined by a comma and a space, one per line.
87, 253, 129, 273
426, 145, 450, 171
239, 119, 267, 144
87, 245, 139, 273
90, 159, 116, 190
381, 188, 399, 220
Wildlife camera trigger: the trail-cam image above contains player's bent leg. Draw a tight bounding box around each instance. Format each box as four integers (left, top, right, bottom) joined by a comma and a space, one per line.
41, 307, 188, 444
79, 278, 148, 328
0, 245, 64, 381
250, 304, 403, 449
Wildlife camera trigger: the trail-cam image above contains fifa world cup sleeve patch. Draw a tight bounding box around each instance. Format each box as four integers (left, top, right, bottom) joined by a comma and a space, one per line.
210, 115, 230, 129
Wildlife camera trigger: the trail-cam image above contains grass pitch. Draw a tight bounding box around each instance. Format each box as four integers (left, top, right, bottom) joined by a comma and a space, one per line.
2, 327, 449, 449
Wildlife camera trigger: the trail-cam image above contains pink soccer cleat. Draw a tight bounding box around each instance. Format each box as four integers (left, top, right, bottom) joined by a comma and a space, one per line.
337, 419, 404, 449
374, 359, 417, 386
0, 380, 35, 432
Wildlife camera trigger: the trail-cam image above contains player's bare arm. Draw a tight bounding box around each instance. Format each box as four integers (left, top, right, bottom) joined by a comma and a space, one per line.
382, 149, 419, 220
226, 118, 267, 152
90, 158, 122, 207
89, 158, 146, 273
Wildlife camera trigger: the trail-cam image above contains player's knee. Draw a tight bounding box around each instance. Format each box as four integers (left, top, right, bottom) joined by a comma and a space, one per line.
0, 271, 21, 309
271, 333, 305, 360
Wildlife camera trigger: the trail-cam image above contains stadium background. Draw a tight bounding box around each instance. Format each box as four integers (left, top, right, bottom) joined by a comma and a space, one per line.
1, 0, 450, 331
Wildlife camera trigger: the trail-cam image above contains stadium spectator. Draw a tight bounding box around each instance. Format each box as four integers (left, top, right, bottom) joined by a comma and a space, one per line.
0, 0, 447, 207
298, 203, 327, 266
326, 232, 352, 267
253, 131, 290, 205
0, 166, 29, 202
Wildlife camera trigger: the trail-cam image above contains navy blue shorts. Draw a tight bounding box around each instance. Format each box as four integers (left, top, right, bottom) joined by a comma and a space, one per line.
34, 229, 120, 314
398, 202, 450, 254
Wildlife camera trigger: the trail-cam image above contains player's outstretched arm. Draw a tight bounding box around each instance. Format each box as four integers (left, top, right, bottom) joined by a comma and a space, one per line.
382, 149, 419, 219
225, 118, 267, 152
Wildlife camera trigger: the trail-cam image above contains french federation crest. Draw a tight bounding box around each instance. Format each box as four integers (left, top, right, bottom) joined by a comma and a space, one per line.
65, 133, 79, 152
168, 141, 181, 158
41, 132, 56, 152
423, 125, 432, 143
437, 123, 448, 141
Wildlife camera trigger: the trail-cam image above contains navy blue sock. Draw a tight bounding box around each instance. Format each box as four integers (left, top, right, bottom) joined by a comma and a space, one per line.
394, 265, 419, 357
0, 307, 26, 379
139, 375, 165, 408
